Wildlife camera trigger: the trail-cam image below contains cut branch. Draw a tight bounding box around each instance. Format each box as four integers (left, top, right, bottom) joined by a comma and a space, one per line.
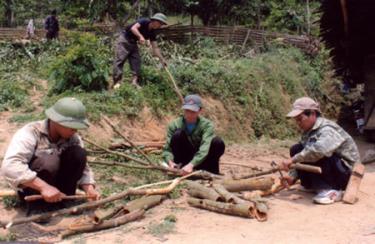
219, 177, 274, 192
186, 180, 224, 202
102, 115, 154, 165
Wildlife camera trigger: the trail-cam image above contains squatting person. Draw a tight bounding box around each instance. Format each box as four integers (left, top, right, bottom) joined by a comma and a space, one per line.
279, 97, 360, 204
163, 94, 225, 175
1, 97, 99, 214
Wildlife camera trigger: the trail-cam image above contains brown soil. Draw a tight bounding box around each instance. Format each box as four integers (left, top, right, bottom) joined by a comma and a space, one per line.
0, 95, 375, 243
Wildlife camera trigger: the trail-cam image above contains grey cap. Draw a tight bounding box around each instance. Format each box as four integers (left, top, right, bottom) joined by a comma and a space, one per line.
182, 94, 202, 112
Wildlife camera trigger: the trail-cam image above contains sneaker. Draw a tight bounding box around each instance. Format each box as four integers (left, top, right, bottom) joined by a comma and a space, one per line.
313, 189, 343, 205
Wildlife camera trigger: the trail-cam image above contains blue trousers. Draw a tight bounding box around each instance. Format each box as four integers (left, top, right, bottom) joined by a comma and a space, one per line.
290, 144, 351, 190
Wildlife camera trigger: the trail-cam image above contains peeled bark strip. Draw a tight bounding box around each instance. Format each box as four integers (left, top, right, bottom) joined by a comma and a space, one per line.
220, 177, 274, 192
186, 180, 224, 202
187, 197, 254, 218
93, 206, 125, 224
61, 209, 144, 238
124, 195, 166, 213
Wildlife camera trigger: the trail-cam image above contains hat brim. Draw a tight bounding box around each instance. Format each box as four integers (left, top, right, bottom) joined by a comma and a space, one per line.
151, 18, 167, 25
45, 108, 89, 130
182, 104, 200, 112
286, 109, 304, 118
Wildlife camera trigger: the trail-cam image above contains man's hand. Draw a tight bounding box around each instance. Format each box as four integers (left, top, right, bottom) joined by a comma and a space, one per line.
81, 184, 100, 201
168, 160, 178, 169
139, 36, 146, 45
40, 184, 65, 203
281, 175, 296, 187
181, 163, 194, 175
279, 158, 293, 171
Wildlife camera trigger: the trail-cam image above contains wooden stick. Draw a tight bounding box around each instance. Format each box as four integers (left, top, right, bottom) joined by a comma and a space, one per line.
61, 209, 144, 238
0, 171, 199, 228
163, 65, 184, 104
0, 190, 17, 197
220, 162, 263, 170
25, 194, 89, 202
102, 115, 154, 165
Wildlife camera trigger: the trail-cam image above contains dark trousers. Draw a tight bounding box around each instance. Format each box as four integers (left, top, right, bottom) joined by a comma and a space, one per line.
290, 144, 351, 190
21, 145, 87, 198
170, 129, 225, 174
113, 34, 141, 84
46, 31, 58, 40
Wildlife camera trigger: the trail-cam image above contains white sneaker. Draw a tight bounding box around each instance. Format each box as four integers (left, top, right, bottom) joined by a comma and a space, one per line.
313, 189, 343, 205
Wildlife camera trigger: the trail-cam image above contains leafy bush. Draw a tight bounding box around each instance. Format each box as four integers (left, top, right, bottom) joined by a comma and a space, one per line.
0, 79, 28, 111
48, 32, 109, 94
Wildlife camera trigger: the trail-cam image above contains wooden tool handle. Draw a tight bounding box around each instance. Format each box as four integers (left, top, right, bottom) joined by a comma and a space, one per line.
24, 194, 89, 202
290, 163, 322, 174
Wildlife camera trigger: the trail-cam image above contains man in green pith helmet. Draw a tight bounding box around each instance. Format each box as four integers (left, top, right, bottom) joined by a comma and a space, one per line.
1, 97, 99, 214
112, 13, 168, 89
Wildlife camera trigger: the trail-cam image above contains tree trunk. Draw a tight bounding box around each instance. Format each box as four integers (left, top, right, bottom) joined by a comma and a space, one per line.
5, 0, 14, 27
219, 177, 274, 192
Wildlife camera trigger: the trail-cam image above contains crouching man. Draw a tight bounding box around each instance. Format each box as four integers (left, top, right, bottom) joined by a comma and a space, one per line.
163, 94, 225, 175
280, 97, 360, 204
1, 97, 99, 213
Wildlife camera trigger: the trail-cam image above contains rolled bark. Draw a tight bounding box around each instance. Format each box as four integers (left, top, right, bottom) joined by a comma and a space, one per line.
124, 195, 166, 213
220, 177, 274, 192
212, 183, 236, 203
93, 195, 165, 224
61, 209, 144, 238
186, 180, 224, 202
187, 198, 256, 219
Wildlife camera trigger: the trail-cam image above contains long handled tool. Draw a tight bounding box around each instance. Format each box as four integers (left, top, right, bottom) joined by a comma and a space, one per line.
145, 47, 184, 104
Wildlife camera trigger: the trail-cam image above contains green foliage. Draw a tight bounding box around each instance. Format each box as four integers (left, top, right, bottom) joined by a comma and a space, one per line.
2, 196, 20, 209
0, 79, 28, 111
48, 32, 109, 94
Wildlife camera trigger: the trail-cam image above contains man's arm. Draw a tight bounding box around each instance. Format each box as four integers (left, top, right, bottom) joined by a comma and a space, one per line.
150, 41, 167, 66
130, 23, 145, 44
292, 127, 346, 164
162, 122, 176, 168
22, 177, 65, 203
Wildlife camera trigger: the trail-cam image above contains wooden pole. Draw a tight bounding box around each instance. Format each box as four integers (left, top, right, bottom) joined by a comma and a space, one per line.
25, 194, 89, 202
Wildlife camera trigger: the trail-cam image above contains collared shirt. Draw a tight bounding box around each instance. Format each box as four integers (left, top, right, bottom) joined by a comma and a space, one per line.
163, 116, 215, 166
1, 119, 95, 189
292, 117, 360, 167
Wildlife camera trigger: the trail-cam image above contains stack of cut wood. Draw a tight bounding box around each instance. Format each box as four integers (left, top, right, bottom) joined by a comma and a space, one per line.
186, 176, 277, 222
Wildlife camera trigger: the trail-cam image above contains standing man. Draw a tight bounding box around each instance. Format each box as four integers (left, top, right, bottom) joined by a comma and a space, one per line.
1, 97, 99, 213
113, 13, 168, 89
280, 97, 360, 204
44, 9, 59, 40
163, 94, 225, 175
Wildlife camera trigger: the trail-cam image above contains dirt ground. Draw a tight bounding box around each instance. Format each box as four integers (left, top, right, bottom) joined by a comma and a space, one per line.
1, 106, 375, 243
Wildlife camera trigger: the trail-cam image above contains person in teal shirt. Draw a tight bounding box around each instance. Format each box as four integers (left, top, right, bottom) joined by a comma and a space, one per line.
163, 94, 225, 175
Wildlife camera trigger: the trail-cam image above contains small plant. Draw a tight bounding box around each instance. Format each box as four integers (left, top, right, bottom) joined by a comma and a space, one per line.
147, 215, 177, 237
0, 79, 28, 111
2, 196, 21, 209
48, 33, 109, 94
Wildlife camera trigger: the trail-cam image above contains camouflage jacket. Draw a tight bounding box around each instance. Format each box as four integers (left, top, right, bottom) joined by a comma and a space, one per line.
292, 117, 360, 168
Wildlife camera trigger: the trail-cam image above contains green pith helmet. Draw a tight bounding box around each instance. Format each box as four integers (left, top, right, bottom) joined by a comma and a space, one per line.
150, 13, 168, 25
45, 97, 89, 129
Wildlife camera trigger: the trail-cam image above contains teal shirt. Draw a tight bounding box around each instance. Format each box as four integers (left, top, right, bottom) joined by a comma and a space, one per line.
163, 116, 215, 166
